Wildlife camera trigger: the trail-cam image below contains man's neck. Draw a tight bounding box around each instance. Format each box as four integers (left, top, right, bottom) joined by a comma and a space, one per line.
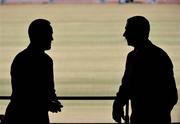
135, 39, 152, 50
27, 43, 45, 53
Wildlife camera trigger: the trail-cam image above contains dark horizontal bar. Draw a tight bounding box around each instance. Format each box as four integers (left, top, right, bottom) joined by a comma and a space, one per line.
0, 96, 10, 100
0, 96, 116, 100
51, 122, 180, 124
50, 123, 117, 124
57, 96, 115, 100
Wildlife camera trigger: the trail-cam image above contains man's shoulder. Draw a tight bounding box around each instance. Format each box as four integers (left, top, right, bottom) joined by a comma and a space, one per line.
11, 49, 29, 68
152, 44, 170, 59
13, 49, 28, 60
13, 49, 52, 61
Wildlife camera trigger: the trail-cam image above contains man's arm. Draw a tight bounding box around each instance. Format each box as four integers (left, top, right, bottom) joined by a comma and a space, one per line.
112, 53, 133, 123
47, 58, 63, 113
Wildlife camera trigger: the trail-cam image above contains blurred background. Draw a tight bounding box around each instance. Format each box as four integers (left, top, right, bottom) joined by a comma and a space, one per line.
0, 0, 180, 123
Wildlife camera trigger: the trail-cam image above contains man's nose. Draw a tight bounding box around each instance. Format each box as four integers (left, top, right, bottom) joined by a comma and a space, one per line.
51, 36, 53, 41
123, 31, 126, 37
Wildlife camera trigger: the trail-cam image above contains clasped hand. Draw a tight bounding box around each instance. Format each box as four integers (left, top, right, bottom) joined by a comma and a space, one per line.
49, 100, 63, 113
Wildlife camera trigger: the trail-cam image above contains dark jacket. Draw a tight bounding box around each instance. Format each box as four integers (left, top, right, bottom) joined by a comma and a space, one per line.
116, 41, 178, 123
4, 46, 58, 124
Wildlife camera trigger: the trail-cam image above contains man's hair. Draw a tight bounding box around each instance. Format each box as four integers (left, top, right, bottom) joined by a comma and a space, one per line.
28, 19, 51, 41
127, 16, 150, 38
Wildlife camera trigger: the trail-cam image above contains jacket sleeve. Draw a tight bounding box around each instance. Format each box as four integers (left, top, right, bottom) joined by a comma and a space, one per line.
158, 52, 178, 111
163, 55, 178, 109
115, 52, 133, 107
47, 58, 58, 101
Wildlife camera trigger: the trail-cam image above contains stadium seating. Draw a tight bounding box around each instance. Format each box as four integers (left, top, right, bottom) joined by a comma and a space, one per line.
2, 0, 180, 4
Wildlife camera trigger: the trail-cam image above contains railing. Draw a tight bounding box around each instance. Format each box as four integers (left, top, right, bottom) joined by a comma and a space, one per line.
1, 96, 179, 124
0, 96, 130, 124
1, 96, 116, 100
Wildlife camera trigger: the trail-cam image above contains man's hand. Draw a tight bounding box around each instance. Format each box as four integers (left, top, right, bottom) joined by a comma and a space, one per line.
49, 100, 63, 113
112, 100, 124, 123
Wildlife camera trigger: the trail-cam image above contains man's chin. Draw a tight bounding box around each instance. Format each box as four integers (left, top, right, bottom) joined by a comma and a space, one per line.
45, 46, 51, 50
127, 43, 135, 47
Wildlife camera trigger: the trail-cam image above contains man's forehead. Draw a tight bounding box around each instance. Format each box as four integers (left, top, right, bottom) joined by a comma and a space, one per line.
49, 25, 53, 33
125, 22, 131, 29
43, 25, 53, 33
125, 21, 136, 29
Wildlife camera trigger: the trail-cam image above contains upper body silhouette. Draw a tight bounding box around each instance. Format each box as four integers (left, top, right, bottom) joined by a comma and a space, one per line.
112, 16, 178, 123
3, 19, 63, 124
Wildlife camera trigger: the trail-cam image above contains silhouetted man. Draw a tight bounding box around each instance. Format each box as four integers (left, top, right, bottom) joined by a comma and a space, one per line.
3, 19, 63, 124
112, 16, 178, 123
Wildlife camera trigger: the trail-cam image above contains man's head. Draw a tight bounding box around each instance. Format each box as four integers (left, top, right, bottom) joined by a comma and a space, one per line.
28, 19, 53, 50
123, 16, 150, 47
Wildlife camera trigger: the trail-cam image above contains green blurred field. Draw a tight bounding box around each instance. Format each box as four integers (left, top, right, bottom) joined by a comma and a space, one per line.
0, 3, 180, 123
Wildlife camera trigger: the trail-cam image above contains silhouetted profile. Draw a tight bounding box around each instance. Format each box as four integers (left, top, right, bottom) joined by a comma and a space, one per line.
112, 16, 178, 123
3, 19, 63, 124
